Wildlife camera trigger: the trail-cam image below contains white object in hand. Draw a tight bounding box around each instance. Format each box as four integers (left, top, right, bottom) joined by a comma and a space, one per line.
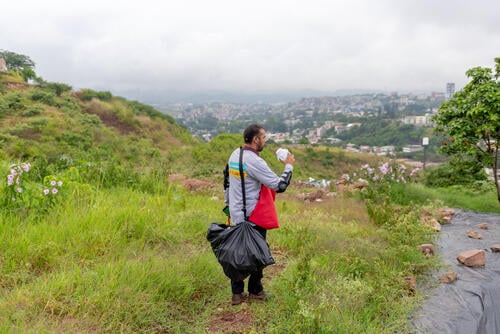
276, 148, 289, 161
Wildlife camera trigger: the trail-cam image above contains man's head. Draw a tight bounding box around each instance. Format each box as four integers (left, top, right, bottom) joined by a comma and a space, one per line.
244, 124, 266, 152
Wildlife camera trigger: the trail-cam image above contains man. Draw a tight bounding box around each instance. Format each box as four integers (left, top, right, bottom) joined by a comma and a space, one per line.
225, 124, 295, 305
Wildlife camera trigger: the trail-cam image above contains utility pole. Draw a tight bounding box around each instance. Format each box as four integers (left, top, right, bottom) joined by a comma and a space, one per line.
422, 137, 429, 170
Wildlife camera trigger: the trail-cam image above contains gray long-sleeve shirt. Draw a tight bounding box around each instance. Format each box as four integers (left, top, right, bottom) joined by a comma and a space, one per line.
226, 146, 293, 225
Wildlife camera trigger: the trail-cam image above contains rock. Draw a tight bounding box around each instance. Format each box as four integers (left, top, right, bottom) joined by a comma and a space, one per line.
440, 271, 457, 284
422, 217, 441, 232
438, 208, 455, 224
457, 249, 486, 267
417, 244, 435, 257
304, 189, 325, 202
353, 181, 367, 189
467, 230, 482, 239
478, 223, 488, 230
491, 244, 500, 252
405, 276, 416, 296
441, 216, 453, 224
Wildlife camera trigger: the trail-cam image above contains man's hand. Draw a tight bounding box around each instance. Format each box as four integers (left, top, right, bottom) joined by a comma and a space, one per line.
283, 153, 295, 165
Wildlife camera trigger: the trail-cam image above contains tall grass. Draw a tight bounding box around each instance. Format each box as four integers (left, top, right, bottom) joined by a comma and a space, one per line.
0, 184, 438, 333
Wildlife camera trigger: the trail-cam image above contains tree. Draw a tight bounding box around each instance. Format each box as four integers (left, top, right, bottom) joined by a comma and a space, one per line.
0, 50, 36, 71
433, 57, 500, 202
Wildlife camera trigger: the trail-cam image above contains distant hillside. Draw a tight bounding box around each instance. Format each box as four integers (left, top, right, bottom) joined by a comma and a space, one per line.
0, 71, 197, 174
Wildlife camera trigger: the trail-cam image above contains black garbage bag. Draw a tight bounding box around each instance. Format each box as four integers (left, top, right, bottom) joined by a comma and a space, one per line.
207, 221, 275, 281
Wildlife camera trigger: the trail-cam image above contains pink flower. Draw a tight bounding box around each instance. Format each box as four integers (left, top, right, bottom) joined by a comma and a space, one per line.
16, 187, 22, 193
52, 188, 58, 194
22, 163, 31, 172
43, 189, 50, 195
50, 180, 56, 186
57, 181, 63, 187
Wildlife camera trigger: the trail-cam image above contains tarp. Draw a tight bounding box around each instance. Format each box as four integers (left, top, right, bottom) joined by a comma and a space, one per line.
411, 210, 500, 334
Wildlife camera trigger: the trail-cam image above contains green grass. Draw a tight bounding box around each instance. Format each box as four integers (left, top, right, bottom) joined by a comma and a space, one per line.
390, 182, 500, 213
0, 183, 442, 333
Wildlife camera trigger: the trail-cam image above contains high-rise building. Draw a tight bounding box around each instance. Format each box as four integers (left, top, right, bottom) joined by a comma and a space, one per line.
446, 82, 455, 100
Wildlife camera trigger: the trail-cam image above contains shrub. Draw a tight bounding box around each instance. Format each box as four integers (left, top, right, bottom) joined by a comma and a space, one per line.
22, 104, 44, 117
424, 157, 486, 187
30, 89, 56, 106
343, 161, 421, 225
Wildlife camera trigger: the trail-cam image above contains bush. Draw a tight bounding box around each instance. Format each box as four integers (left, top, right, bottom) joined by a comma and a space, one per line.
78, 89, 113, 101
424, 157, 486, 187
22, 104, 44, 117
30, 89, 56, 106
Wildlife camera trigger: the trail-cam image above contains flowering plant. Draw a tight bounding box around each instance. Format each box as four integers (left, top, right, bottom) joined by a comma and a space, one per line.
3, 162, 32, 208
343, 161, 420, 198
2, 162, 66, 214
41, 177, 64, 210
342, 161, 421, 225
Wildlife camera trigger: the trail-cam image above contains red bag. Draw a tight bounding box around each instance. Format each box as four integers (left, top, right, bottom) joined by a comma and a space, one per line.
248, 185, 279, 230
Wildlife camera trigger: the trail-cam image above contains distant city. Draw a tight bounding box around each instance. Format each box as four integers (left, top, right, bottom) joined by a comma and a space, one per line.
157, 85, 455, 157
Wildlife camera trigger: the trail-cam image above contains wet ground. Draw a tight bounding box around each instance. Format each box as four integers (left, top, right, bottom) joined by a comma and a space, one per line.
411, 210, 500, 334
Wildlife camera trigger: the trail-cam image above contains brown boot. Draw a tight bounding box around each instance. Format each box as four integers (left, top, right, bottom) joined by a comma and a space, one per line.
231, 293, 247, 305
248, 290, 267, 302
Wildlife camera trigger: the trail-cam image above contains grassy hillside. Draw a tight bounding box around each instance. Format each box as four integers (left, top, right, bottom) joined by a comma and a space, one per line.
1, 71, 499, 332
0, 71, 197, 188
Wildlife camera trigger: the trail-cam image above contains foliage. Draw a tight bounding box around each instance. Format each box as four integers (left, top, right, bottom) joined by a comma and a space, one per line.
77, 88, 113, 101
0, 49, 36, 72
42, 82, 73, 96
342, 160, 421, 225
433, 57, 500, 202
337, 118, 427, 147
424, 156, 487, 188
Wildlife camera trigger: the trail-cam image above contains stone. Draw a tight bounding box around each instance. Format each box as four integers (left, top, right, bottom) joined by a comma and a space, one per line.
438, 208, 455, 224
457, 249, 486, 267
467, 230, 482, 239
439, 271, 457, 284
421, 216, 441, 232
478, 223, 488, 230
405, 276, 416, 296
491, 244, 500, 252
417, 244, 435, 257
441, 215, 452, 224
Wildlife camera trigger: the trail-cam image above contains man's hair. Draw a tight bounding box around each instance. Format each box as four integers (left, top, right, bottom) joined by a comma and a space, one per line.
243, 124, 264, 144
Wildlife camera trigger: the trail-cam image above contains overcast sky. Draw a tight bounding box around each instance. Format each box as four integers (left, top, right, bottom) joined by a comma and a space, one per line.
1, 0, 499, 102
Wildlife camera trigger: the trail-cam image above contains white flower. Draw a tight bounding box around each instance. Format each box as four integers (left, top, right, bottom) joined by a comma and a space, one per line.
57, 181, 63, 187
43, 189, 50, 195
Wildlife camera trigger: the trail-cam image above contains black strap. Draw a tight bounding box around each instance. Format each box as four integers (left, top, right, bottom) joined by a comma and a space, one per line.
238, 147, 248, 220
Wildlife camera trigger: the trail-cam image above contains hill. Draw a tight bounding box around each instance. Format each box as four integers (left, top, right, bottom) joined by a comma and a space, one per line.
0, 70, 200, 186
1, 70, 389, 189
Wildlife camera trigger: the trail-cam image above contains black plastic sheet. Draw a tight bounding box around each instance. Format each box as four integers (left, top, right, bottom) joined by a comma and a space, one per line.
411, 210, 500, 334
207, 221, 275, 281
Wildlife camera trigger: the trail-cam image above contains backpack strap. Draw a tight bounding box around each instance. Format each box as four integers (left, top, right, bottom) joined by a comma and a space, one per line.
238, 147, 248, 220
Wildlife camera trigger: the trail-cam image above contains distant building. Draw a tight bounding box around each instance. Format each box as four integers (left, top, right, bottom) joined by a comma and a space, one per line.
446, 82, 455, 100
0, 57, 7, 71
403, 145, 424, 153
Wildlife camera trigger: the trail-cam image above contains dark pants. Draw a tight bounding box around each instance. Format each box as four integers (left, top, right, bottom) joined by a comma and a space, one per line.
231, 225, 267, 295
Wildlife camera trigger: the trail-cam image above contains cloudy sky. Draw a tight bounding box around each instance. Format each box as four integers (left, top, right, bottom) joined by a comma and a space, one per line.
1, 0, 499, 102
